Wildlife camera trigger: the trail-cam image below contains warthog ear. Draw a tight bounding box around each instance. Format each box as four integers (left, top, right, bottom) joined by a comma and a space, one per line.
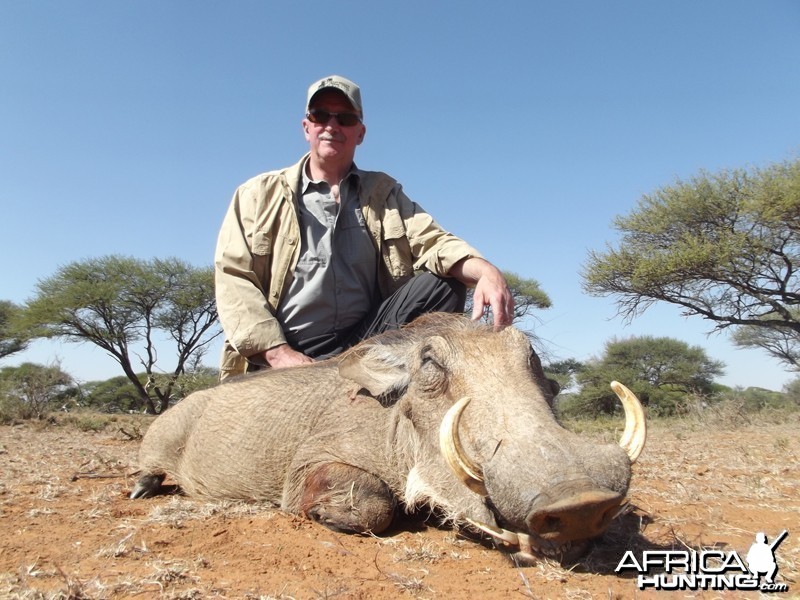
338, 341, 412, 397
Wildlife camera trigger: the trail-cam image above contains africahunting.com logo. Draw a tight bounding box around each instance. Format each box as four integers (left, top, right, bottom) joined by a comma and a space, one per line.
615, 530, 789, 593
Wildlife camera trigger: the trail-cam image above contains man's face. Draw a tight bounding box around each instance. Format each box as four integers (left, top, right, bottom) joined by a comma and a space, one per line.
302, 90, 366, 168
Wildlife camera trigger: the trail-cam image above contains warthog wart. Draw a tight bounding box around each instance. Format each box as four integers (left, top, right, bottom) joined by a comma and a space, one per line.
131, 313, 646, 563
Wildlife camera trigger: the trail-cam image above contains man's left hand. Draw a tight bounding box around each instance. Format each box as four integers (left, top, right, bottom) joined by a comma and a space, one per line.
471, 268, 514, 330
450, 257, 515, 330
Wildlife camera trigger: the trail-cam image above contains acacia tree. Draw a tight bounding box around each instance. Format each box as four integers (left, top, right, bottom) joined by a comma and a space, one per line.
81, 367, 219, 414
0, 300, 28, 359
572, 336, 725, 416
20, 256, 221, 414
730, 310, 800, 372
544, 358, 585, 395
583, 158, 800, 371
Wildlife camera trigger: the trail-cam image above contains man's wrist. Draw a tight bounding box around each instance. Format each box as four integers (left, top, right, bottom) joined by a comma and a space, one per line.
264, 344, 288, 366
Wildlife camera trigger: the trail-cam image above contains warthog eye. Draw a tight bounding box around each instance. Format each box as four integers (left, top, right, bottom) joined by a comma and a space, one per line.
420, 344, 444, 370
418, 345, 448, 394
421, 354, 441, 369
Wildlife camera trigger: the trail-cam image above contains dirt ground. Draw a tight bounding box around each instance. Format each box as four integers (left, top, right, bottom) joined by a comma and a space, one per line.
1, 412, 798, 599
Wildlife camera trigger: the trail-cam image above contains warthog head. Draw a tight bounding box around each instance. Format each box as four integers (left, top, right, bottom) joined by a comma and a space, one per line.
339, 313, 646, 564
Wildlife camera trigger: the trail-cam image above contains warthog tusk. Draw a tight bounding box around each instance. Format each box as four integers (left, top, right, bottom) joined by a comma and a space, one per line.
465, 517, 522, 545
465, 518, 566, 559
439, 397, 489, 496
611, 381, 647, 462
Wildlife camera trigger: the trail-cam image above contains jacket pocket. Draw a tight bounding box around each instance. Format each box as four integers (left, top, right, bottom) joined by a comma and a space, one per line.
220, 342, 248, 380
385, 239, 414, 279
252, 230, 272, 256
380, 206, 413, 280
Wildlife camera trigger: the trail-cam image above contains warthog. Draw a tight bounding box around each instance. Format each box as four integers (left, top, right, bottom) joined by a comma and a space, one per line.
131, 313, 646, 563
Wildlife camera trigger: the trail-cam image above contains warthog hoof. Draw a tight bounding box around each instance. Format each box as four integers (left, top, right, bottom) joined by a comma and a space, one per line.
130, 473, 166, 499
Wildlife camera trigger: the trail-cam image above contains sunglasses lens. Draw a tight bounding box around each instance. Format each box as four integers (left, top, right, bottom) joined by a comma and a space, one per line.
336, 113, 360, 126
308, 109, 331, 124
308, 109, 360, 126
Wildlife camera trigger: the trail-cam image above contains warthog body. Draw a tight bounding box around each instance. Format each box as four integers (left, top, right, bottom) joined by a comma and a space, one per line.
132, 313, 645, 562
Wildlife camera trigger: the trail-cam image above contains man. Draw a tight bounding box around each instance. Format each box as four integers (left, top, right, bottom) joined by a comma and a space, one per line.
215, 75, 513, 379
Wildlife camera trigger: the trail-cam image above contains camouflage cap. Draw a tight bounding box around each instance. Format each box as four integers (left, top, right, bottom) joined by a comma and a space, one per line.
306, 75, 363, 115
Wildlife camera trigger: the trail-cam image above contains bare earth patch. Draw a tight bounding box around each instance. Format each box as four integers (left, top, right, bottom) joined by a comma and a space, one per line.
0, 414, 798, 599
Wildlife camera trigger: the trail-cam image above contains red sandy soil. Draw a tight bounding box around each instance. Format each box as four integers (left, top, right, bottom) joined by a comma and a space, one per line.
1, 412, 798, 599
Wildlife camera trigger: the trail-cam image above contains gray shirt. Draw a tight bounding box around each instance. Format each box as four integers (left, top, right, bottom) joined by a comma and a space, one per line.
275, 162, 378, 347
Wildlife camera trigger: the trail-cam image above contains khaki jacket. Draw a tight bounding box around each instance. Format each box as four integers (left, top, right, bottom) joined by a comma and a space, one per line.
215, 154, 481, 378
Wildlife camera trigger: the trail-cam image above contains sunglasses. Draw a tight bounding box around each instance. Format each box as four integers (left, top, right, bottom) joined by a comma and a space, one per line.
306, 108, 362, 127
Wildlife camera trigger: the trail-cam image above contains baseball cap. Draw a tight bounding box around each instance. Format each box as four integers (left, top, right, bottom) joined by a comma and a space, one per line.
306, 75, 363, 115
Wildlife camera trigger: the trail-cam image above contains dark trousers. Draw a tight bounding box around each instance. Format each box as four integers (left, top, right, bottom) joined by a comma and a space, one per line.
265, 273, 466, 364
345, 272, 466, 348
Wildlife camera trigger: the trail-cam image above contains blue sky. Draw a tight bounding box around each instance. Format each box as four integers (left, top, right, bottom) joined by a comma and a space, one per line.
1, 1, 798, 390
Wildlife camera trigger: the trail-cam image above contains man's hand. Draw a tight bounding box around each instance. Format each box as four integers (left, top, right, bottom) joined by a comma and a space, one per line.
263, 344, 314, 369
450, 257, 515, 330
471, 267, 514, 329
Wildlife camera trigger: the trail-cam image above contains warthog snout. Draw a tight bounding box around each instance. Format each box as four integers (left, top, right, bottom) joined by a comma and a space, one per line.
441, 379, 645, 562
525, 482, 625, 542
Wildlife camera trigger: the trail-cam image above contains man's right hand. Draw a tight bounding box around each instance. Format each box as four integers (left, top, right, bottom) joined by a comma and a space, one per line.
263, 344, 314, 369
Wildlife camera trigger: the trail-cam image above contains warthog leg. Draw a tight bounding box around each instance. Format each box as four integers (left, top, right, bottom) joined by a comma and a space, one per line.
299, 462, 396, 534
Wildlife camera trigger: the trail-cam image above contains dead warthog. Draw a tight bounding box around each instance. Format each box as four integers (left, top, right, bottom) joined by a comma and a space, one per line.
131, 313, 646, 563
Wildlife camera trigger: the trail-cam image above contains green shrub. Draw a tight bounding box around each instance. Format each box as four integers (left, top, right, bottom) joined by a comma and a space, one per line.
0, 394, 29, 424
